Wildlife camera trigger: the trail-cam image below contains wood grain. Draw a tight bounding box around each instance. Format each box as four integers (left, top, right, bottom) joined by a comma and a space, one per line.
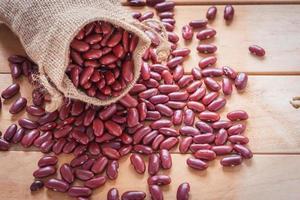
0, 74, 299, 153
0, 151, 300, 200
122, 0, 300, 5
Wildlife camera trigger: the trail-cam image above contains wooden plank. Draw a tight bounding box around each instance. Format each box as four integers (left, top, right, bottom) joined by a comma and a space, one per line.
122, 0, 300, 5
0, 74, 299, 153
1, 5, 300, 74
0, 151, 300, 199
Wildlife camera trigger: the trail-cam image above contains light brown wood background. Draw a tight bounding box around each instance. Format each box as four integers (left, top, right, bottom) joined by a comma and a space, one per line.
0, 2, 300, 200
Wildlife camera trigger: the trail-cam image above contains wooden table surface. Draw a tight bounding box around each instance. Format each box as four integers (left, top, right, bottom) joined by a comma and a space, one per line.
0, 1, 300, 200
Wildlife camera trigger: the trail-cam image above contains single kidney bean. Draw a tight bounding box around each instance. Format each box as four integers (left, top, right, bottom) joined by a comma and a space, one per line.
202, 92, 219, 105
146, 111, 161, 121
204, 77, 221, 91
249, 45, 265, 57
191, 67, 202, 80
160, 137, 178, 150
11, 63, 22, 79
148, 175, 171, 185
0, 139, 10, 151
189, 87, 206, 101
70, 39, 90, 52
195, 121, 213, 133
177, 182, 190, 200
194, 149, 216, 161
197, 28, 216, 40
130, 84, 147, 95
197, 44, 217, 54
173, 65, 184, 81
133, 126, 152, 144
150, 95, 169, 105
141, 62, 151, 80
154, 1, 175, 12
139, 88, 158, 99
128, 0, 146, 6
162, 21, 175, 32
45, 178, 69, 192
143, 130, 158, 145
104, 120, 123, 137
206, 6, 217, 20
54, 125, 73, 139
121, 191, 146, 200
199, 56, 217, 69
190, 144, 212, 153
235, 73, 248, 90
4, 124, 17, 142
107, 188, 119, 200
70, 154, 89, 168
227, 124, 246, 135
68, 186, 92, 197
40, 140, 55, 153
73, 145, 88, 157
229, 135, 249, 144
139, 11, 154, 21
222, 77, 233, 95
179, 126, 200, 137
165, 101, 186, 109
88, 142, 101, 156
155, 104, 173, 117
92, 118, 104, 137
92, 157, 108, 174
189, 19, 208, 28
150, 119, 172, 130
130, 153, 146, 174
21, 129, 40, 147
82, 158, 95, 170
223, 66, 237, 79
227, 110, 249, 121
234, 144, 253, 159
186, 158, 208, 170
150, 64, 168, 73
60, 164, 74, 183
172, 110, 183, 125
198, 111, 220, 122
187, 101, 205, 112
167, 32, 179, 43
158, 84, 179, 94
127, 108, 139, 127
26, 105, 45, 116
168, 91, 189, 101
193, 133, 215, 144
162, 18, 176, 25
34, 131, 53, 147
84, 176, 106, 189
38, 111, 59, 125
179, 137, 193, 153
149, 185, 163, 200
122, 60, 134, 82
75, 169, 94, 181
159, 127, 178, 137
134, 144, 153, 155
52, 138, 67, 154
160, 149, 172, 169
224, 5, 234, 20
38, 155, 58, 167
212, 145, 233, 155
158, 11, 174, 18
1, 83, 20, 99
207, 97, 226, 112
102, 147, 120, 160
182, 25, 193, 40
202, 67, 223, 77
106, 160, 119, 180
215, 128, 229, 145
171, 48, 191, 57
221, 155, 243, 167
161, 70, 173, 84
177, 75, 193, 88
152, 134, 165, 150
30, 180, 44, 192
184, 109, 195, 126
186, 81, 202, 93
12, 128, 25, 144
99, 103, 117, 120
148, 153, 161, 176
167, 56, 184, 69
33, 166, 56, 178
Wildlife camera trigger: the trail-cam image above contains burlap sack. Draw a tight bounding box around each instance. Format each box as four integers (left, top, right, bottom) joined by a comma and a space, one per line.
0, 0, 170, 111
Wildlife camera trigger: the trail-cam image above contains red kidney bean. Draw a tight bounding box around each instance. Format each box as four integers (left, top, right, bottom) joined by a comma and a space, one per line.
148, 175, 171, 185
186, 158, 208, 170
68, 186, 92, 197
191, 67, 202, 80
162, 18, 176, 25
199, 111, 220, 122
197, 44, 217, 54
38, 111, 59, 125
92, 118, 104, 137
193, 133, 215, 144
177, 75, 193, 88
227, 110, 249, 121
172, 110, 183, 125
107, 160, 119, 180
194, 149, 216, 161
145, 30, 160, 47
186, 101, 205, 113
70, 39, 90, 52
54, 125, 72, 139
71, 154, 88, 168
11, 128, 25, 144
190, 144, 212, 153
127, 108, 139, 127
33, 166, 56, 178
53, 138, 67, 154
221, 155, 243, 167
155, 104, 173, 117
168, 91, 189, 101
173, 65, 184, 81
148, 154, 160, 176
4, 124, 17, 142
84, 176, 106, 189
146, 110, 161, 121
45, 178, 69, 192
195, 121, 213, 133
202, 91, 219, 105
128, 0, 146, 6
30, 180, 44, 192
152, 134, 165, 150
102, 147, 120, 160
38, 155, 58, 167
129, 35, 139, 53
139, 88, 158, 99
211, 145, 233, 155
75, 169, 94, 181
33, 131, 52, 148
165, 101, 186, 109
26, 105, 45, 117
167, 32, 179, 43
8, 55, 26, 63
186, 81, 202, 93
228, 124, 246, 135
229, 135, 249, 144
104, 120, 123, 137
98, 104, 117, 120
207, 97, 226, 112
0, 139, 10, 151
130, 84, 147, 95
139, 11, 154, 21
171, 48, 191, 57
107, 188, 119, 200
130, 154, 146, 174
222, 66, 237, 79
206, 6, 217, 20
40, 140, 55, 153
204, 77, 221, 91
159, 127, 178, 137
183, 109, 195, 126
133, 144, 153, 155
161, 70, 173, 84
133, 126, 152, 144
160, 149, 172, 169
155, 1, 175, 12
88, 142, 101, 156
21, 129, 40, 147
249, 45, 265, 57
177, 182, 190, 200
189, 87, 206, 101
215, 129, 228, 145
60, 164, 74, 183
141, 62, 151, 81
224, 5, 234, 21
73, 144, 88, 157
197, 28, 216, 40
167, 56, 184, 69
150, 119, 172, 130
222, 77, 233, 95
158, 85, 179, 94
10, 63, 22, 78
182, 25, 193, 40
149, 185, 163, 200
179, 126, 200, 137
235, 72, 248, 90
202, 67, 223, 77
1, 83, 20, 99
122, 60, 134, 83
92, 157, 108, 174
160, 137, 178, 150
179, 137, 193, 153
149, 95, 169, 105
143, 130, 158, 145
189, 19, 208, 28
198, 56, 217, 69
121, 191, 146, 200
234, 144, 253, 159
211, 120, 233, 130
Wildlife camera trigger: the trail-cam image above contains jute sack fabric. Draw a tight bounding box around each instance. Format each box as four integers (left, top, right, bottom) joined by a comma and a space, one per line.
0, 0, 170, 111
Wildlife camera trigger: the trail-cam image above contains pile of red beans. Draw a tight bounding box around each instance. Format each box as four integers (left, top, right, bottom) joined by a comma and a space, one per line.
0, 1, 261, 200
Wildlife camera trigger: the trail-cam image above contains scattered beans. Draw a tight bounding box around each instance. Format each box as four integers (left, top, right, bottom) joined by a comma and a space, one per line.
224, 5, 234, 21
249, 45, 266, 57
206, 6, 217, 20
